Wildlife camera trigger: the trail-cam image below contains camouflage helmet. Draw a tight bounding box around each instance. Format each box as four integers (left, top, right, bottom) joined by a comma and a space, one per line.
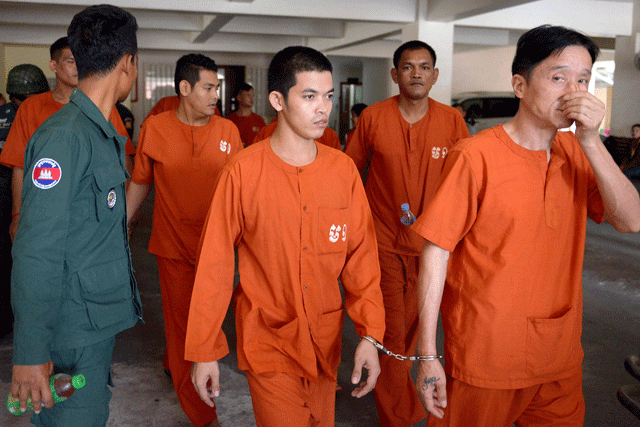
6, 64, 49, 96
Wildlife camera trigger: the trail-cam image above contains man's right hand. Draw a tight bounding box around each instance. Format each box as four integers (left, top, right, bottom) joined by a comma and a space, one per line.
191, 361, 220, 408
11, 361, 54, 414
9, 216, 18, 242
416, 359, 447, 419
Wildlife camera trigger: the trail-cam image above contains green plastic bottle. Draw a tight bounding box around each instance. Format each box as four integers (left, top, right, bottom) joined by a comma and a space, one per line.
6, 373, 86, 415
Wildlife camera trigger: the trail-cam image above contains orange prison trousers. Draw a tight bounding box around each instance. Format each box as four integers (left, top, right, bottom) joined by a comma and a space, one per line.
157, 256, 217, 427
246, 370, 336, 427
374, 250, 426, 427
427, 372, 585, 427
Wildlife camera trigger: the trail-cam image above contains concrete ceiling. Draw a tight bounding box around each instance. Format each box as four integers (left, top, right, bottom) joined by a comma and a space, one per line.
0, 0, 635, 57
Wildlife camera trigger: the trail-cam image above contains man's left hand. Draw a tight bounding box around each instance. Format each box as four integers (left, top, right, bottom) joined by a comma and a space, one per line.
350, 337, 380, 398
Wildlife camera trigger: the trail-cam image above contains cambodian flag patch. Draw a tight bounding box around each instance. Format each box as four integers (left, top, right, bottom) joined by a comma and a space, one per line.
32, 158, 62, 189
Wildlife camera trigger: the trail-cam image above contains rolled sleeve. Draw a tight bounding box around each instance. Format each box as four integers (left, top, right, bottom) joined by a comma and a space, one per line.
412, 150, 479, 252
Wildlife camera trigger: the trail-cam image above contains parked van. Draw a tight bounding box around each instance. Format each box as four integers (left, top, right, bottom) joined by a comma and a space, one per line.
452, 92, 519, 132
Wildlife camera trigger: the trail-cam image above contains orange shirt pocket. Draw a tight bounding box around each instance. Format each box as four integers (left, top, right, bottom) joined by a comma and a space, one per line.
315, 308, 345, 373
317, 207, 348, 254
253, 308, 301, 361
525, 306, 579, 377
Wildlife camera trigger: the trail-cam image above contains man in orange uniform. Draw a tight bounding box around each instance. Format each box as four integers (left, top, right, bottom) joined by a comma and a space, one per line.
252, 115, 341, 149
127, 54, 241, 427
144, 70, 222, 381
0, 37, 135, 241
147, 96, 221, 118
344, 40, 469, 427
186, 46, 385, 427
144, 87, 223, 378
226, 83, 266, 146
413, 25, 640, 426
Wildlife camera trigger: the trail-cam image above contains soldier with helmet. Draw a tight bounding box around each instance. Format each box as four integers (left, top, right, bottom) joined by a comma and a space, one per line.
0, 64, 49, 149
0, 37, 135, 243
0, 64, 49, 337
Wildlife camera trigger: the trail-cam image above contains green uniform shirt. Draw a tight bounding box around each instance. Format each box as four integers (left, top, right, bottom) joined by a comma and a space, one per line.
11, 89, 142, 365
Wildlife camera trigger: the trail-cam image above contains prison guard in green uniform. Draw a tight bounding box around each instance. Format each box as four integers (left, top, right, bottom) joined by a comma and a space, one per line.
11, 88, 142, 426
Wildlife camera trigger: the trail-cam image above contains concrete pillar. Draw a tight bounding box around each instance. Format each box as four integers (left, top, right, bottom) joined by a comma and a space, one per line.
381, 0, 455, 104
0, 44, 5, 96
401, 0, 454, 105
610, 0, 640, 137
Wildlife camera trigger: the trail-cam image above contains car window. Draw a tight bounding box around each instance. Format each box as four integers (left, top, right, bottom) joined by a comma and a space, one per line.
461, 97, 519, 119
485, 97, 519, 118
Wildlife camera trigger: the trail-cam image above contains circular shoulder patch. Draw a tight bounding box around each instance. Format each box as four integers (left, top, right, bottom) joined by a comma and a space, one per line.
32, 158, 62, 189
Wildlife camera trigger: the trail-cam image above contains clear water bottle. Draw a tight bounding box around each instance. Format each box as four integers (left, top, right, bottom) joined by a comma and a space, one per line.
6, 373, 86, 415
400, 203, 416, 226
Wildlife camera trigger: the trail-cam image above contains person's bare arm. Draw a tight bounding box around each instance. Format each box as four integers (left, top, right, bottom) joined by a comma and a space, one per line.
561, 91, 640, 233
126, 182, 150, 226
9, 167, 23, 242
415, 240, 450, 419
124, 155, 134, 189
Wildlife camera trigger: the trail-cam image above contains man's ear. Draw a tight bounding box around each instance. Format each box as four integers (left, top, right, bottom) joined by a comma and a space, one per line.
390, 67, 398, 84
512, 74, 526, 99
120, 54, 135, 75
48, 59, 57, 75
269, 91, 285, 112
179, 80, 192, 97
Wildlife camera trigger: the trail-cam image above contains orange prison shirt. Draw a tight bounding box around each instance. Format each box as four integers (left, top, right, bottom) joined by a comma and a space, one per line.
185, 140, 385, 380
131, 111, 242, 262
226, 111, 266, 146
345, 129, 355, 149
146, 95, 221, 119
252, 117, 342, 150
345, 96, 469, 256
0, 90, 134, 169
412, 125, 605, 389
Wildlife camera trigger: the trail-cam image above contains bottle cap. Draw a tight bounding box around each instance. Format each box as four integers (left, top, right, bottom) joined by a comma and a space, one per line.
401, 203, 410, 211
72, 374, 86, 389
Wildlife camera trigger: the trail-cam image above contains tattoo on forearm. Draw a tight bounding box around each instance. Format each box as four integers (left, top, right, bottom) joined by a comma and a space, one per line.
421, 376, 440, 390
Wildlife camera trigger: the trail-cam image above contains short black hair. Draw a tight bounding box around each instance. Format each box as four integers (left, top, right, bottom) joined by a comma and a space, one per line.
267, 46, 332, 101
633, 124, 640, 130
237, 83, 253, 95
512, 25, 599, 80
50, 37, 70, 62
393, 40, 437, 68
67, 4, 138, 80
174, 54, 218, 95
351, 103, 367, 116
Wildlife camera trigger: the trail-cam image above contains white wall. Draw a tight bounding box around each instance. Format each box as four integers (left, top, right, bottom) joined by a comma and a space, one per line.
362, 57, 394, 105
326, 56, 363, 131
452, 45, 516, 96
325, 56, 394, 131
611, 35, 640, 137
